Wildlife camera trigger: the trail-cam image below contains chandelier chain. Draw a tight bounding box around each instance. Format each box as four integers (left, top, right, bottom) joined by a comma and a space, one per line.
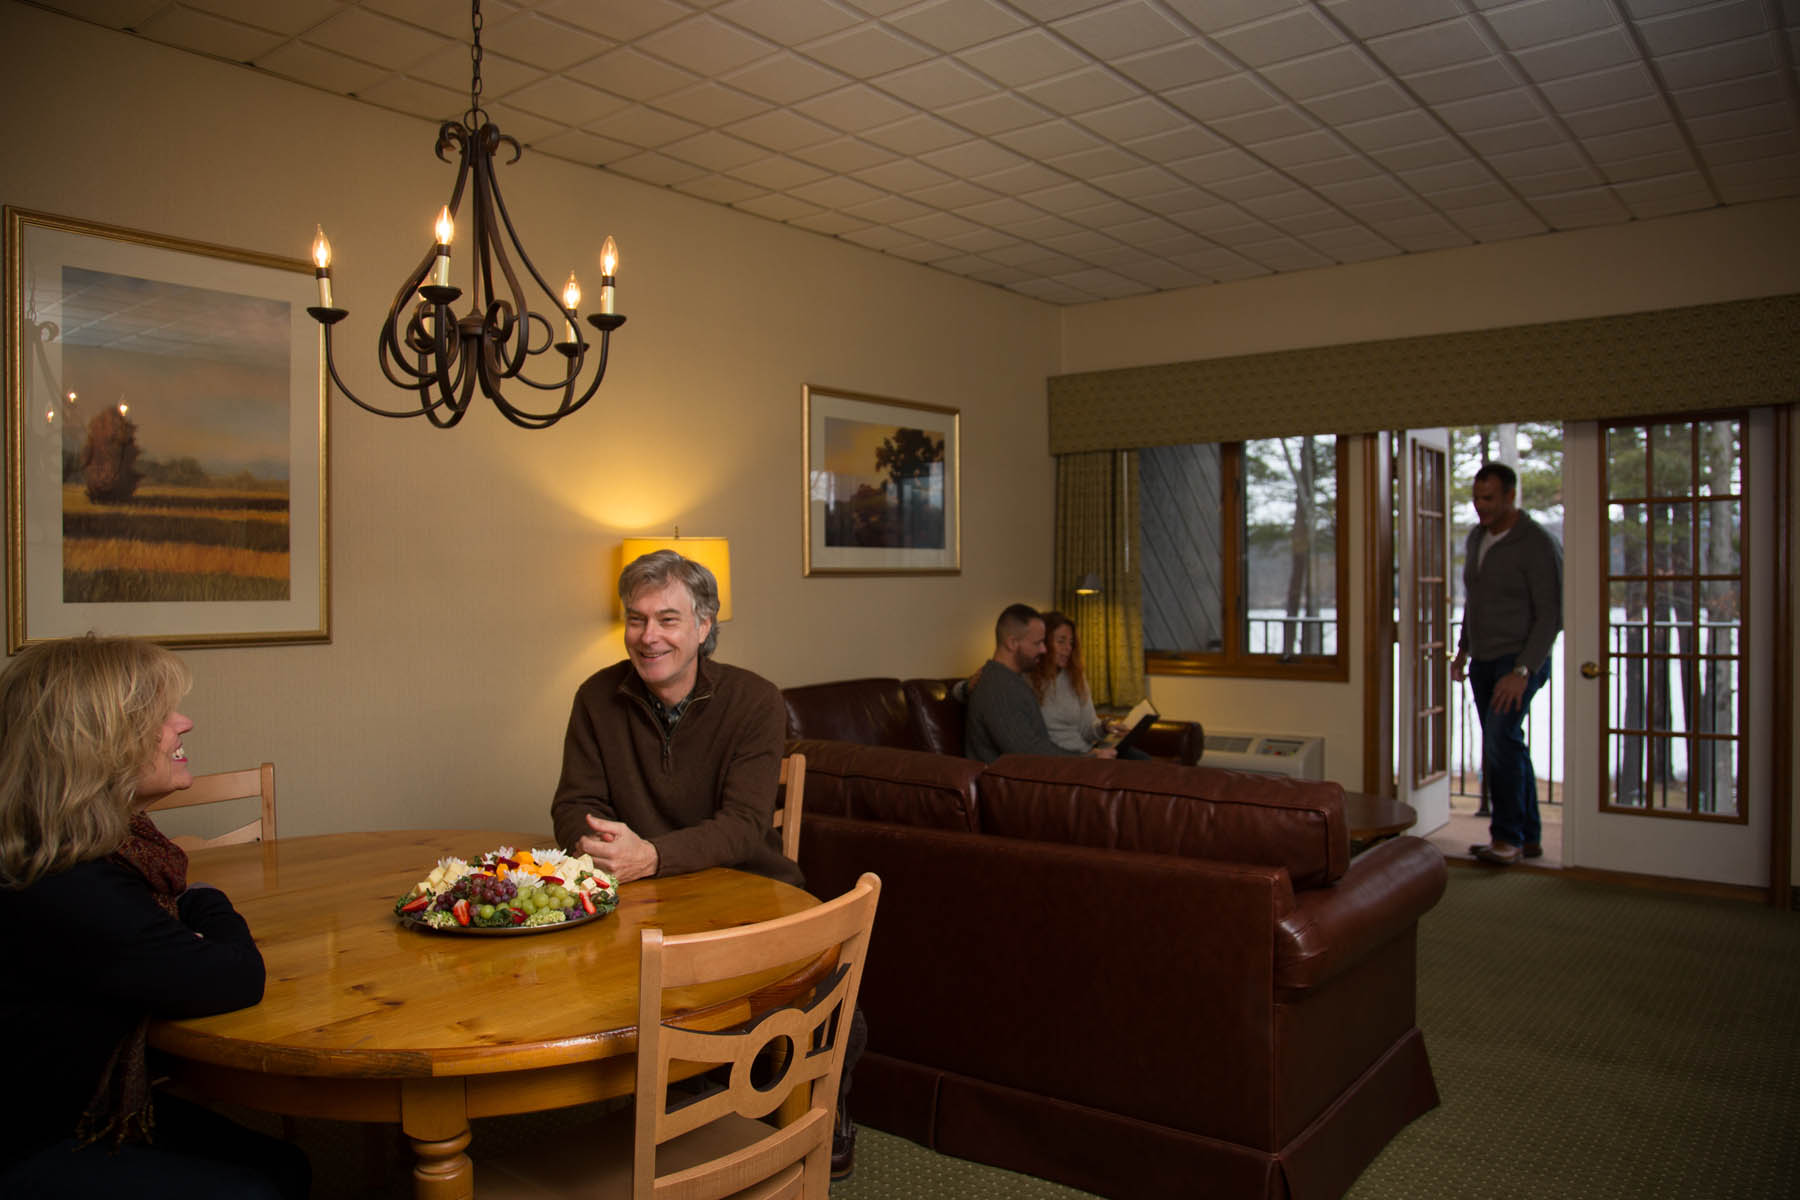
468, 0, 484, 124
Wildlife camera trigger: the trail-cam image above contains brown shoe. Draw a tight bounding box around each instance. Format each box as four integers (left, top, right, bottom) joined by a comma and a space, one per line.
1523, 843, 1543, 859
1473, 844, 1522, 865
831, 1098, 856, 1180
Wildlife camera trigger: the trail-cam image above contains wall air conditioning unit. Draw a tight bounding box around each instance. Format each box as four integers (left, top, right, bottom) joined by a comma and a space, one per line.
1202, 731, 1325, 781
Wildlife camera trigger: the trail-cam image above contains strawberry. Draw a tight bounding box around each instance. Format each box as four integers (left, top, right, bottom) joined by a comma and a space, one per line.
511, 908, 528, 924
399, 895, 431, 914
452, 899, 472, 927
580, 891, 596, 915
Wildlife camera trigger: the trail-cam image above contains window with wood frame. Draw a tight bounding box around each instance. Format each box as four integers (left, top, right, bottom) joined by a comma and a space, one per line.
1141, 437, 1348, 681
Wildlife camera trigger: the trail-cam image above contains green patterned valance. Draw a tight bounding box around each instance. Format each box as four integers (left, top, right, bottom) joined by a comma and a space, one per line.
1048, 292, 1800, 453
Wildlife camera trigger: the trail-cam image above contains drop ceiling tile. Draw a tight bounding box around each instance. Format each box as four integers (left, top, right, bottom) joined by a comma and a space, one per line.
301, 6, 449, 67
1126, 125, 1229, 161
721, 52, 848, 103
1597, 148, 1696, 182
896, 210, 986, 240
939, 226, 1020, 252
844, 194, 935, 223
186, 0, 343, 37
1089, 164, 1188, 197
862, 112, 973, 153
1316, 175, 1407, 204
1365, 212, 1463, 243
1653, 36, 1778, 91
1610, 171, 1712, 209
256, 41, 391, 94
1167, 146, 1265, 184
726, 107, 836, 151
1052, 145, 1146, 178
637, 15, 777, 76
605, 150, 710, 186
993, 119, 1105, 158
1056, 267, 1152, 298
137, 5, 289, 61
1052, 0, 1187, 59
589, 105, 703, 147
1702, 130, 1800, 166
887, 239, 964, 264
955, 28, 1088, 86
1105, 214, 1189, 243
1212, 8, 1348, 68
1258, 45, 1383, 98
854, 156, 951, 191
921, 138, 1031, 175
1165, 74, 1279, 121
786, 209, 872, 235
664, 128, 772, 171
1531, 189, 1632, 228
674, 173, 768, 204
889, 0, 1031, 52
733, 192, 827, 222
986, 221, 1080, 255
802, 24, 936, 77
1162, 0, 1304, 36
1482, 140, 1586, 176
1508, 163, 1605, 193
1268, 207, 1357, 236
792, 83, 916, 131
1111, 40, 1237, 91
1433, 89, 1546, 133
1638, 0, 1766, 56
1402, 58, 1523, 105
357, 74, 468, 121
480, 11, 611, 71
1513, 28, 1639, 83
1238, 188, 1335, 219
1538, 62, 1657, 111
1584, 121, 1684, 161
531, 128, 639, 165
1073, 97, 1189, 142
1341, 195, 1434, 222
1672, 72, 1788, 118
536, 0, 688, 41
1366, 17, 1491, 75
1370, 136, 1469, 171
713, 0, 863, 43
1042, 227, 1121, 255
1285, 154, 1381, 185
1210, 170, 1298, 200
567, 48, 698, 101
727, 154, 830, 189
1479, 0, 1617, 51
1066, 197, 1150, 228
481, 102, 564, 145
1112, 258, 1209, 289
973, 162, 1068, 193
1252, 128, 1348, 166
1209, 104, 1318, 143
1019, 67, 1143, 116
499, 74, 630, 125
1319, 0, 1466, 41
939, 92, 1054, 134
1302, 81, 1416, 125
1338, 108, 1444, 151
876, 57, 998, 107
789, 174, 889, 207
1712, 159, 1800, 204
1235, 237, 1335, 269
1461, 118, 1566, 155
1019, 179, 1114, 212
1170, 206, 1264, 237
910, 179, 1003, 207
791, 134, 899, 171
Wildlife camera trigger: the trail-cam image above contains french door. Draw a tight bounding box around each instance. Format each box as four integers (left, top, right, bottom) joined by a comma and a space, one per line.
1563, 412, 1773, 886
1397, 429, 1450, 833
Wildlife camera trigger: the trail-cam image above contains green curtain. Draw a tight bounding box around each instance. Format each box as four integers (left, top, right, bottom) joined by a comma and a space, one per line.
1055, 450, 1145, 707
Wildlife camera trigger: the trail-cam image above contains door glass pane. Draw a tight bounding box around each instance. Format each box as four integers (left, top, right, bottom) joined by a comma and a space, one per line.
1698, 500, 1740, 575
1652, 501, 1693, 574
1701, 582, 1740, 648
1697, 420, 1739, 496
1608, 426, 1645, 497
1610, 503, 1645, 573
1695, 738, 1739, 818
1649, 422, 1691, 497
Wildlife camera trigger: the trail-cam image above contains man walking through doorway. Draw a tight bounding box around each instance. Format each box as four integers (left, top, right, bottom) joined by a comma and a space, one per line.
1451, 462, 1563, 866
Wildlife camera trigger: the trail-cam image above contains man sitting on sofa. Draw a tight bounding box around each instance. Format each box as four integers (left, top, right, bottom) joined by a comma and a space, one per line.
965, 603, 1117, 763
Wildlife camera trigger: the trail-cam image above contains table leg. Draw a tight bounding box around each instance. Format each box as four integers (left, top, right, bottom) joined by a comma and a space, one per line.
402, 1078, 474, 1200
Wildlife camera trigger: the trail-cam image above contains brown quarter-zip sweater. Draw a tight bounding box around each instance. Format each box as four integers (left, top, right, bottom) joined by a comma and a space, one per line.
550, 656, 803, 888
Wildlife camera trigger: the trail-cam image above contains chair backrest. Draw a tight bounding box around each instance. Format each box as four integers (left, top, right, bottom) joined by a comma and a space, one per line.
144, 762, 276, 851
634, 872, 880, 1200
774, 753, 805, 862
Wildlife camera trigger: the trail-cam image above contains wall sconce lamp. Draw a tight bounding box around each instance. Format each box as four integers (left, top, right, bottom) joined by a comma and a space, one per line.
620, 529, 732, 621
1074, 572, 1103, 596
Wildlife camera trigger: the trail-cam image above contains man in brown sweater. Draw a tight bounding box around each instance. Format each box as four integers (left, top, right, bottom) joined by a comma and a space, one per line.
550, 549, 799, 888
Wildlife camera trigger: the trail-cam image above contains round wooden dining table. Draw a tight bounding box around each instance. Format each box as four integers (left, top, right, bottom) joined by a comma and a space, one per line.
149, 830, 823, 1200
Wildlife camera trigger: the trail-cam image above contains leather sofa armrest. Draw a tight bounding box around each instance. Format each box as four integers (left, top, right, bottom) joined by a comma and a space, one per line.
1273, 836, 1447, 995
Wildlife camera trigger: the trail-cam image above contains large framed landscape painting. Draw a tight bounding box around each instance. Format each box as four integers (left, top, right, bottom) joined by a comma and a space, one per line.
803, 384, 959, 575
5, 208, 328, 651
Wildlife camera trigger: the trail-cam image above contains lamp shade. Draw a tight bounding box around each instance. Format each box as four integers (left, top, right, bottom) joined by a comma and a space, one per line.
620, 534, 732, 621
1074, 572, 1103, 596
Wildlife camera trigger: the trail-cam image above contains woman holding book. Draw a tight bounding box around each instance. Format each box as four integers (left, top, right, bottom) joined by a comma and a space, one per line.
1028, 612, 1151, 760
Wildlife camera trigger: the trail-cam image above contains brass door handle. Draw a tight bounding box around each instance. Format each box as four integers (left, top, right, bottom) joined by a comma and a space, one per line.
1580, 661, 1603, 679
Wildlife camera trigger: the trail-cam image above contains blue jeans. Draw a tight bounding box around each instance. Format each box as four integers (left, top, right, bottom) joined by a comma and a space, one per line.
1469, 654, 1550, 849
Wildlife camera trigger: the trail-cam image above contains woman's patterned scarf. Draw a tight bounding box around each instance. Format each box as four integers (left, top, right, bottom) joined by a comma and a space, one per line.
76, 812, 189, 1147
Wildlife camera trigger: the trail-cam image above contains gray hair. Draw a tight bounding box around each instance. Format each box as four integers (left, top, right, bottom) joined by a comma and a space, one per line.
619, 549, 720, 655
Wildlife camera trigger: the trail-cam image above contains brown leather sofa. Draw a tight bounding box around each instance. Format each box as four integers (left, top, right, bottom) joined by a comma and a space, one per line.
781, 675, 1204, 764
787, 737, 1447, 1200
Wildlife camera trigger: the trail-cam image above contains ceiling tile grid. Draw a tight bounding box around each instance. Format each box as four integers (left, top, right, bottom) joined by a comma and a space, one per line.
38, 0, 1800, 304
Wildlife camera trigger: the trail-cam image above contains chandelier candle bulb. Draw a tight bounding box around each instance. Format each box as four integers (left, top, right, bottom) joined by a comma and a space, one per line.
431, 206, 454, 288
311, 227, 334, 308
598, 236, 618, 315
561, 272, 581, 343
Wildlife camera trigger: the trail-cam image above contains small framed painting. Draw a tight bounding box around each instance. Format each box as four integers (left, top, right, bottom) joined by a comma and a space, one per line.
803, 384, 959, 575
5, 207, 329, 651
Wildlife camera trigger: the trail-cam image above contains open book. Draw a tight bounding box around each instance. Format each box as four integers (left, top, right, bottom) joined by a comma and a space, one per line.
1095, 698, 1158, 753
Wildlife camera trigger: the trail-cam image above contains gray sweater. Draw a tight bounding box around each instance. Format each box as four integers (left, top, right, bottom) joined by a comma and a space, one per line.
965, 661, 1077, 763
1458, 512, 1563, 673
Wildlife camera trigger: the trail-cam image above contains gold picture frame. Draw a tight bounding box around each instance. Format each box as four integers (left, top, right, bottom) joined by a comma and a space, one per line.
803, 384, 960, 576
5, 207, 329, 650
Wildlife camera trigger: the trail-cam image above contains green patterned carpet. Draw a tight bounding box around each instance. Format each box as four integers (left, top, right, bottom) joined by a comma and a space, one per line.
267, 867, 1800, 1198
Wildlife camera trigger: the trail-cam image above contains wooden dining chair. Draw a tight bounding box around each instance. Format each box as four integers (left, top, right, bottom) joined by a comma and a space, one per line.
144, 762, 277, 851
774, 752, 805, 862
482, 871, 880, 1200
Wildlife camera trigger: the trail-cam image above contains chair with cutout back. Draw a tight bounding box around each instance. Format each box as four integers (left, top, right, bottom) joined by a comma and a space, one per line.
774, 752, 805, 862
482, 871, 880, 1200
144, 762, 277, 851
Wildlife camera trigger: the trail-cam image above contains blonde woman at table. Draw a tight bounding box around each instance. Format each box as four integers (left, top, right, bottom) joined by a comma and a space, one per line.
0, 635, 309, 1200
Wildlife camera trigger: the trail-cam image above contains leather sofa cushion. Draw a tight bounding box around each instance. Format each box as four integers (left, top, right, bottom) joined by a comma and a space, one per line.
786, 738, 981, 831
901, 678, 966, 757
975, 757, 1349, 889
783, 678, 921, 750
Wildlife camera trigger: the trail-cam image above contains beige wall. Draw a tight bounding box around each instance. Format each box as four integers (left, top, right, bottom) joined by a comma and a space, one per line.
1060, 204, 1800, 821
1, 5, 1059, 837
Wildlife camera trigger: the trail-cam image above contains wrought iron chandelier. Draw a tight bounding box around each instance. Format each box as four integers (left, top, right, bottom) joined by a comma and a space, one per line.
306, 0, 625, 429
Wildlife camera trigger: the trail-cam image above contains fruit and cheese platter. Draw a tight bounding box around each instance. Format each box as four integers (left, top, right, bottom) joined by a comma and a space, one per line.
393, 846, 620, 936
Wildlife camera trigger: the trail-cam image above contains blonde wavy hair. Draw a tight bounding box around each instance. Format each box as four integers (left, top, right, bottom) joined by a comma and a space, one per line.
0, 635, 191, 888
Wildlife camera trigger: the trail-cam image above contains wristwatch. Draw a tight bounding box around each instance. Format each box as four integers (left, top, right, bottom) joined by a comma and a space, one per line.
1512, 664, 1531, 678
